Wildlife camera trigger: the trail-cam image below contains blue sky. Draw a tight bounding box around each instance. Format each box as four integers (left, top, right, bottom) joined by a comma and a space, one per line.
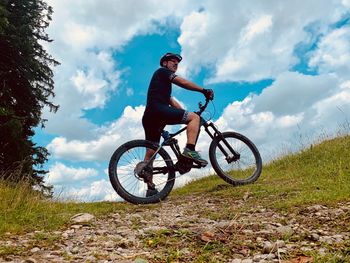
35, 0, 350, 201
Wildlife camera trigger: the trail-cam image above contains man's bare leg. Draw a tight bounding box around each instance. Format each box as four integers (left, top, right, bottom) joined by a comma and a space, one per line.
144, 149, 155, 161
186, 112, 200, 145
183, 112, 207, 165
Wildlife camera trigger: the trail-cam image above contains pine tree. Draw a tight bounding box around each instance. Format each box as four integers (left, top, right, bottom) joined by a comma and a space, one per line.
0, 0, 59, 194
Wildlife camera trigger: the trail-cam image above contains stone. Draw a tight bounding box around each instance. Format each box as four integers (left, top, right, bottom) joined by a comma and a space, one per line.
96, 229, 109, 235
276, 226, 293, 237
263, 253, 276, 260
306, 205, 325, 212
21, 258, 37, 263
200, 231, 215, 242
85, 255, 97, 262
262, 241, 275, 253
215, 220, 231, 229
253, 254, 263, 261
70, 213, 95, 224
242, 229, 254, 234
320, 236, 333, 244
256, 237, 265, 243
71, 247, 80, 254
71, 224, 82, 229
276, 240, 286, 248
30, 247, 40, 253
310, 233, 320, 241
318, 247, 327, 256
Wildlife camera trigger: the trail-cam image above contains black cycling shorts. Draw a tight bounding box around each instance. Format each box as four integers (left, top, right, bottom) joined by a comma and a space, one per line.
142, 105, 189, 143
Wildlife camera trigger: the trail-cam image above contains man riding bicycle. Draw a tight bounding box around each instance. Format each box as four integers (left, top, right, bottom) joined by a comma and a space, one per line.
141, 52, 214, 195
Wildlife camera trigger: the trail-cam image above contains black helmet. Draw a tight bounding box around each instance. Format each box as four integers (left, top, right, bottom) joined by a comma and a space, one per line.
160, 52, 182, 66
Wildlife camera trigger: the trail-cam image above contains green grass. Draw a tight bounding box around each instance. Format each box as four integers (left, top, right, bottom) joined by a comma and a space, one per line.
0, 180, 129, 236
0, 135, 349, 239
172, 135, 350, 210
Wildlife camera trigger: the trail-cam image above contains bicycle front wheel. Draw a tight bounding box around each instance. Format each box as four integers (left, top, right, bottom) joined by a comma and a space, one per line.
209, 132, 262, 186
109, 140, 175, 204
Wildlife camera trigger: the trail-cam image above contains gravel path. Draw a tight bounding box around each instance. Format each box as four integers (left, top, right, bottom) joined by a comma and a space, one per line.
1, 195, 349, 263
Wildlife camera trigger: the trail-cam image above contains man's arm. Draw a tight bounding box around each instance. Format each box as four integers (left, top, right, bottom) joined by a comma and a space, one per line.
172, 76, 205, 93
169, 96, 184, 109
172, 76, 215, 100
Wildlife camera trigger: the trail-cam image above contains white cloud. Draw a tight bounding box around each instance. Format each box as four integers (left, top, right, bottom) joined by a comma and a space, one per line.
178, 0, 348, 82
311, 89, 350, 126
276, 114, 304, 128
42, 0, 200, 141
341, 80, 350, 89
213, 72, 350, 161
56, 179, 120, 202
47, 105, 145, 161
253, 72, 339, 116
239, 15, 273, 44
342, 0, 350, 7
177, 11, 209, 76
71, 70, 108, 108
47, 162, 98, 185
63, 22, 98, 49
309, 26, 350, 78
42, 50, 121, 140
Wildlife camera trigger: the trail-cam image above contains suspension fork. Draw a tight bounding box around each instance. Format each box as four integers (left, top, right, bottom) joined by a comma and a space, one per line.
202, 119, 240, 160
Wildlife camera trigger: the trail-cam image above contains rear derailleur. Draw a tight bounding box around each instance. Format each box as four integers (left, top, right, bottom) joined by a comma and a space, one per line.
134, 161, 155, 189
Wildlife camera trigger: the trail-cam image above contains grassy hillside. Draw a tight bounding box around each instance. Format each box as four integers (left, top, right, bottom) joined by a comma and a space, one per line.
173, 135, 350, 211
0, 135, 349, 237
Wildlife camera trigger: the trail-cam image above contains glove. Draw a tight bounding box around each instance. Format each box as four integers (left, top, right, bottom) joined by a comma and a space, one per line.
202, 89, 214, 100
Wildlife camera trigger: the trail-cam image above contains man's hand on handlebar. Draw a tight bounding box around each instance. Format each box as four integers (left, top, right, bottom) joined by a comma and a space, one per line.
202, 89, 214, 100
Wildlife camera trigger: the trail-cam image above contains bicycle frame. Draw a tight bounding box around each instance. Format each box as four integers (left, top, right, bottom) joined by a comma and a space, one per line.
148, 114, 241, 175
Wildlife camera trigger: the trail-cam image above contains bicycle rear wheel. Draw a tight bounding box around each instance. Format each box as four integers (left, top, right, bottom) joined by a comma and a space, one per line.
209, 132, 262, 185
109, 140, 175, 204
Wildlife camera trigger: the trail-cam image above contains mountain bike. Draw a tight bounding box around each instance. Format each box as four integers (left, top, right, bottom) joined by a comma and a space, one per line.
109, 99, 262, 204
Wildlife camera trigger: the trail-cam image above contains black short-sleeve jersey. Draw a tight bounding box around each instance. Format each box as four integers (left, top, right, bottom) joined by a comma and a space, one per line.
146, 67, 177, 108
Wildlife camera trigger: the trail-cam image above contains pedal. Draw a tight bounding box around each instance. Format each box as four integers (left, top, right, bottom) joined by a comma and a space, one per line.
177, 164, 191, 174
180, 154, 208, 167
198, 161, 208, 168
175, 158, 192, 174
